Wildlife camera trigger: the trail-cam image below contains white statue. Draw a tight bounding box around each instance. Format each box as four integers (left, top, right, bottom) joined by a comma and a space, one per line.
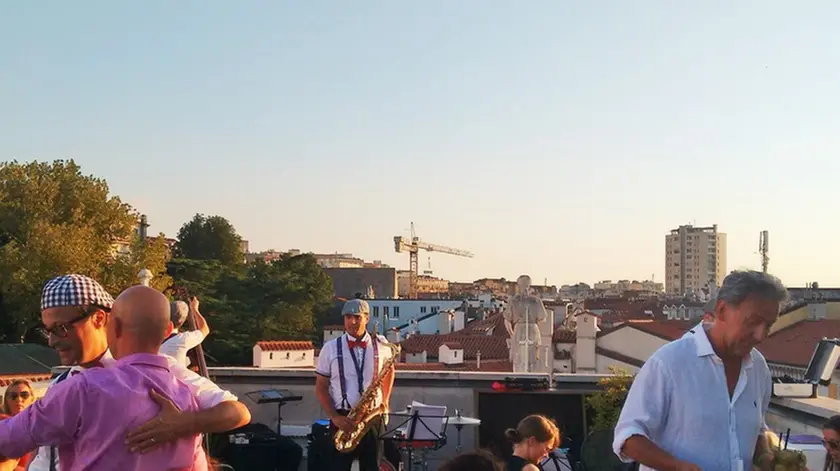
503, 275, 548, 372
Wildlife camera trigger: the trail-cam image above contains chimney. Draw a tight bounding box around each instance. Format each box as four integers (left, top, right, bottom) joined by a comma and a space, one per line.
139, 214, 148, 240
476, 350, 481, 369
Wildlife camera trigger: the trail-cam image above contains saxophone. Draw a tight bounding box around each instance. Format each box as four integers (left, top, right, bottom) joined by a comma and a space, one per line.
334, 338, 401, 453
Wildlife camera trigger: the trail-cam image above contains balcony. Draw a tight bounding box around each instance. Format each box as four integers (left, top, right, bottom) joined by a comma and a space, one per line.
206, 367, 840, 470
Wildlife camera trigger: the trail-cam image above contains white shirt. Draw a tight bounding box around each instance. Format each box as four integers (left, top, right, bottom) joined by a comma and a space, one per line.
315, 332, 394, 411
27, 350, 237, 471
613, 325, 771, 471
160, 329, 207, 367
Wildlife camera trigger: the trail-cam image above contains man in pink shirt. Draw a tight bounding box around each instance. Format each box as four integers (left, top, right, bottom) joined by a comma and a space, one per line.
0, 285, 207, 471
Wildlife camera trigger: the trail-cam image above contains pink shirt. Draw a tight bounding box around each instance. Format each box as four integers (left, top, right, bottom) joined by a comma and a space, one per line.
0, 353, 207, 471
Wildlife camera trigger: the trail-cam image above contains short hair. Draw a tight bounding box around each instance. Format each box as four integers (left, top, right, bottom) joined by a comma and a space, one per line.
170, 301, 189, 329
439, 450, 504, 471
717, 270, 789, 307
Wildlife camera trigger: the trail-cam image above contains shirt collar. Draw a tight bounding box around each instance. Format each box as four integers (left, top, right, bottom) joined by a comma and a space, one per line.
345, 332, 370, 343
691, 324, 754, 368
114, 352, 172, 370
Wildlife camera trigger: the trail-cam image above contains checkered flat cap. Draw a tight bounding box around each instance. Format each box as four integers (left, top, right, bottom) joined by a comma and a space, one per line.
40, 274, 115, 311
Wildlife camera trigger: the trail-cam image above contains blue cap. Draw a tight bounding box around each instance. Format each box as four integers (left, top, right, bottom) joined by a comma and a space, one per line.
342, 299, 369, 316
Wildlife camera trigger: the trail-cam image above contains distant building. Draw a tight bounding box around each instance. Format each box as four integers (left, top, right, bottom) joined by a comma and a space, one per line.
592, 280, 663, 298
253, 341, 315, 368
665, 224, 726, 296
397, 271, 449, 297
325, 267, 398, 299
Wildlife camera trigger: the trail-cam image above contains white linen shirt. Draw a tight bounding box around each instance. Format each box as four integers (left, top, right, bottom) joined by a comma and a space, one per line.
613, 325, 771, 471
316, 332, 393, 411
160, 329, 207, 367
27, 350, 237, 471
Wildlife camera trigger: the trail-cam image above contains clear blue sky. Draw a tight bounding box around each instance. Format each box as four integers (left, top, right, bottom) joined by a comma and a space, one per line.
2, 1, 839, 287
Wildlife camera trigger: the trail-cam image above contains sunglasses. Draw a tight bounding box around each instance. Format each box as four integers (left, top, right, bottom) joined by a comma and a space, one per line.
7, 391, 30, 401
39, 305, 109, 338
823, 439, 840, 450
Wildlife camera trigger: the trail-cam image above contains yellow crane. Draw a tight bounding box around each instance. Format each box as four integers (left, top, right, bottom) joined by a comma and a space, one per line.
394, 222, 474, 299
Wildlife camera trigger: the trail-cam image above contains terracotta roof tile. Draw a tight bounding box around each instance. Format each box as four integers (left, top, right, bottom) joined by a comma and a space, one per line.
622, 320, 694, 341
757, 319, 840, 368
552, 327, 575, 343
442, 342, 464, 350
395, 359, 512, 372
460, 313, 509, 338
399, 334, 508, 360
0, 374, 52, 387
256, 341, 315, 352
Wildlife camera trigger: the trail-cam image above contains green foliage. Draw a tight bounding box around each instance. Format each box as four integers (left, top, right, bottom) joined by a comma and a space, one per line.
586, 367, 635, 432
0, 160, 169, 341
174, 214, 243, 266
168, 253, 334, 365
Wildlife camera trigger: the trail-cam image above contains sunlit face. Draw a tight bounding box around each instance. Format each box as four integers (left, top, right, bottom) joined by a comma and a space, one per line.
716, 295, 779, 357
41, 306, 107, 366
344, 313, 368, 338
824, 428, 840, 462
4, 383, 33, 415
524, 436, 554, 464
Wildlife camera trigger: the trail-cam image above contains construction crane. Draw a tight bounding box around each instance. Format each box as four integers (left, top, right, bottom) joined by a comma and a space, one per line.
759, 230, 769, 273
394, 222, 474, 299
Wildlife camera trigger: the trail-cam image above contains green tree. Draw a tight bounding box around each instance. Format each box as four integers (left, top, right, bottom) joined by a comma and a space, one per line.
0, 160, 169, 341
167, 253, 334, 365
585, 367, 635, 432
174, 214, 243, 266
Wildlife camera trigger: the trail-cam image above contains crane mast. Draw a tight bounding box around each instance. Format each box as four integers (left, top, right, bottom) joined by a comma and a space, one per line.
394, 222, 474, 299
759, 230, 769, 273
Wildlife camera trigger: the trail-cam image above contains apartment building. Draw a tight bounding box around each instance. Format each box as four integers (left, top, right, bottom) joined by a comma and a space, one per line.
665, 224, 727, 296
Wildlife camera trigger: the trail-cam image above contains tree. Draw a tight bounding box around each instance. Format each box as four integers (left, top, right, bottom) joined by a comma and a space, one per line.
0, 159, 170, 341
167, 253, 334, 365
174, 214, 243, 266
585, 367, 635, 432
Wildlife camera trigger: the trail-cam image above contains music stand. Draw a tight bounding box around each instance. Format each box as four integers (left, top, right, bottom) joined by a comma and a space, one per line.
382, 403, 449, 471
245, 388, 302, 433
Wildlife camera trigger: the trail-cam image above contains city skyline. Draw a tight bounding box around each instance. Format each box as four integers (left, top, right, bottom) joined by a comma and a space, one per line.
3, 2, 839, 287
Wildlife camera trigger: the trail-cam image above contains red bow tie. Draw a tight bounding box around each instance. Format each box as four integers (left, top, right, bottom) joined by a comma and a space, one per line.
348, 339, 367, 349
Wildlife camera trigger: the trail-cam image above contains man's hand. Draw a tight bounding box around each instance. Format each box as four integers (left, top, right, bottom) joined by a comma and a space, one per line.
189, 296, 200, 313
125, 389, 185, 453
331, 415, 355, 433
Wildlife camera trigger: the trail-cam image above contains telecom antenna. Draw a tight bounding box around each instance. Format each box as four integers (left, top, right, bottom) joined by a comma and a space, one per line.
759, 230, 769, 273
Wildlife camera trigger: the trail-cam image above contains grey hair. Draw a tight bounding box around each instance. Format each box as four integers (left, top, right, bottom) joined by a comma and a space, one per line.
717, 270, 789, 307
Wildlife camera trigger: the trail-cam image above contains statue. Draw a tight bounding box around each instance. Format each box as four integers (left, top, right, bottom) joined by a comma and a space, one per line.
503, 275, 548, 373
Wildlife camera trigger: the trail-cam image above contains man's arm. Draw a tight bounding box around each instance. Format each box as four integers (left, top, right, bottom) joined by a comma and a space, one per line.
381, 365, 395, 409
315, 375, 339, 419
189, 297, 209, 337
0, 376, 83, 459
613, 357, 696, 471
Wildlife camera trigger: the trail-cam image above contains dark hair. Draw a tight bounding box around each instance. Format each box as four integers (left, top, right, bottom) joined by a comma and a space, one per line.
505, 414, 560, 446
439, 449, 504, 471
824, 415, 840, 471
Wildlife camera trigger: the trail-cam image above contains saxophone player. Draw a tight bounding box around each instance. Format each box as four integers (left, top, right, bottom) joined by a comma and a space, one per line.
315, 298, 396, 471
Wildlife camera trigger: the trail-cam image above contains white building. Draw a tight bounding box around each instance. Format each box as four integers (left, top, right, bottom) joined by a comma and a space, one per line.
366, 299, 464, 334
253, 341, 315, 368
665, 224, 727, 296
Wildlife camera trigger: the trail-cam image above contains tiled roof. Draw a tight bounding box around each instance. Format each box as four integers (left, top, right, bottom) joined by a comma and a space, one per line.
395, 359, 512, 372
622, 320, 694, 341
0, 344, 61, 376
757, 319, 840, 368
442, 342, 463, 350
596, 347, 644, 368
256, 341, 315, 352
399, 334, 508, 360
460, 313, 509, 338
552, 327, 575, 343
0, 373, 53, 387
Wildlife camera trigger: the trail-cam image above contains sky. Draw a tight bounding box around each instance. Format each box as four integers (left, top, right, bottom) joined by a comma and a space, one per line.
2, 1, 839, 287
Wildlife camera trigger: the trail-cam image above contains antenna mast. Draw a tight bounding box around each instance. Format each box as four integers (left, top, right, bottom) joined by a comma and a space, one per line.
759, 230, 769, 273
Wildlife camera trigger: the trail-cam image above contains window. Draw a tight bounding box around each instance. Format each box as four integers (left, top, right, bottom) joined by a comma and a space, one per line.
393, 306, 400, 317
269, 352, 274, 360
420, 306, 427, 314
286, 352, 291, 359
383, 306, 390, 317
373, 306, 379, 317
432, 306, 439, 313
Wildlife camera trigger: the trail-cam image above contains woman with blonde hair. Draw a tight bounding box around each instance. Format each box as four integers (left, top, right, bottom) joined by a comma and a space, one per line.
504, 414, 561, 471
0, 379, 36, 471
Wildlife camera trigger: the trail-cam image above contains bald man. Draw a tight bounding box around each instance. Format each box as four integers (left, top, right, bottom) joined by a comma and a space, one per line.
0, 286, 208, 471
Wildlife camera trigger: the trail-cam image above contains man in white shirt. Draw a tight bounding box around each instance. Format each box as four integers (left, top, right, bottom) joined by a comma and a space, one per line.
613, 270, 788, 471
29, 274, 250, 471
160, 297, 209, 367
315, 299, 395, 471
